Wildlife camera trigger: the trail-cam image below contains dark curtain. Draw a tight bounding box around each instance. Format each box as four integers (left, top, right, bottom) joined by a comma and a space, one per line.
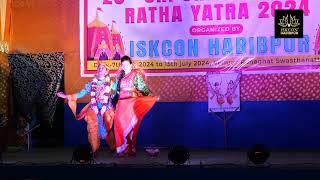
8, 52, 64, 127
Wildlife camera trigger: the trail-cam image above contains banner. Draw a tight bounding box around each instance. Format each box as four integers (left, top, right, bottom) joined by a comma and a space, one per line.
207, 72, 241, 112
80, 0, 320, 77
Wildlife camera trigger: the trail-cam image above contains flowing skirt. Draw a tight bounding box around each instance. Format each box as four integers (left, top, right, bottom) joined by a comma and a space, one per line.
114, 96, 158, 154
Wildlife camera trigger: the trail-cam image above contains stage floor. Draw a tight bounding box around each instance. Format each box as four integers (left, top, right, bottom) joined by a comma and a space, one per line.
2, 148, 320, 168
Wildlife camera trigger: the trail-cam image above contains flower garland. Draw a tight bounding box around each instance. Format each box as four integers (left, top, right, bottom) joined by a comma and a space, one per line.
90, 75, 111, 110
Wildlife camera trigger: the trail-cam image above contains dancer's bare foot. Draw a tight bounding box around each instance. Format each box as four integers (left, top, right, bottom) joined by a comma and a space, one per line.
116, 152, 126, 158
92, 151, 99, 159
128, 151, 136, 157
128, 148, 136, 157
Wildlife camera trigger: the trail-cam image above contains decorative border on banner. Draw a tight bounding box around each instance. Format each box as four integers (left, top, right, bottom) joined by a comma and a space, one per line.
86, 55, 320, 76
79, 0, 85, 77
86, 55, 320, 70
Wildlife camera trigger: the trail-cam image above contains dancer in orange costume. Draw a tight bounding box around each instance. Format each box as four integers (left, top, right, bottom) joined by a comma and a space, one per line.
57, 64, 115, 154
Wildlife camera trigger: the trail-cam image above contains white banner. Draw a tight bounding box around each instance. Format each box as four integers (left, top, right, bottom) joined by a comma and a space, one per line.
207, 72, 241, 112
80, 0, 320, 77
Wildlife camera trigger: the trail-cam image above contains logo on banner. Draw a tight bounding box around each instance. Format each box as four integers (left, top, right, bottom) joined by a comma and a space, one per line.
275, 10, 303, 38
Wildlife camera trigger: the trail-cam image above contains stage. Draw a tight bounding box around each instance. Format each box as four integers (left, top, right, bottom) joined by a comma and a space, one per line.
2, 148, 320, 179
2, 147, 320, 168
